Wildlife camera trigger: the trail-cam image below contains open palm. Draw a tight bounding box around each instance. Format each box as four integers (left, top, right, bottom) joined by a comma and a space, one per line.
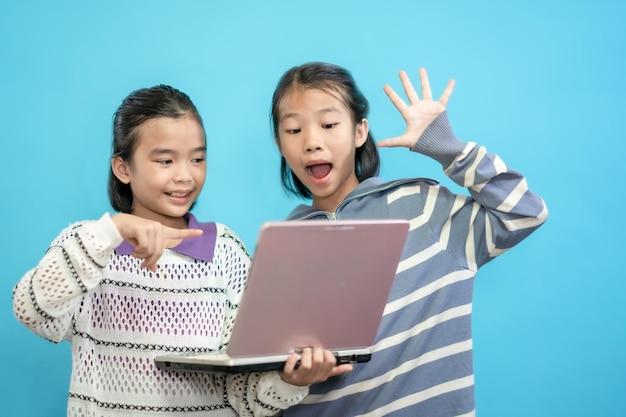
377, 68, 455, 149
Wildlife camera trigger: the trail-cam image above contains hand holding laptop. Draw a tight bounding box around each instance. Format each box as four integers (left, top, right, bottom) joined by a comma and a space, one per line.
281, 347, 353, 386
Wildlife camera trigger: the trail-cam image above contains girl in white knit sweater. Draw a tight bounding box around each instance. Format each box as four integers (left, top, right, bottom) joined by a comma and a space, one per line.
12, 85, 349, 417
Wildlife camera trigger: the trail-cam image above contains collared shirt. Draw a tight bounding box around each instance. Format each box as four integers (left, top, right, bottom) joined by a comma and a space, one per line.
114, 212, 217, 262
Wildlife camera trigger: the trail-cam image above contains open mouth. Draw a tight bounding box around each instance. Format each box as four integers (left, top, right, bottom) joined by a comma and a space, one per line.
306, 163, 332, 180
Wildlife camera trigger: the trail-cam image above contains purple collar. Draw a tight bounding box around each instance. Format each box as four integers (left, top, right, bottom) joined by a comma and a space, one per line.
114, 213, 217, 262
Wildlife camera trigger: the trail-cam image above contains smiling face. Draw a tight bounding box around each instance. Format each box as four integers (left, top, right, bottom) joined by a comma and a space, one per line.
276, 87, 368, 212
111, 115, 206, 229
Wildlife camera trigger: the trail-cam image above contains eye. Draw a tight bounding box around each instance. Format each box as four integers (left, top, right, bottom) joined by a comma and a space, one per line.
192, 156, 205, 164
322, 123, 338, 129
285, 128, 301, 134
156, 159, 173, 165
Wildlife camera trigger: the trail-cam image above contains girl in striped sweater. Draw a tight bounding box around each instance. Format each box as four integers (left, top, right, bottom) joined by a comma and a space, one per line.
270, 62, 548, 417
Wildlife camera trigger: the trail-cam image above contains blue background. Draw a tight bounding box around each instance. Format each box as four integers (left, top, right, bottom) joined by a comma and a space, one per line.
1, 1, 624, 415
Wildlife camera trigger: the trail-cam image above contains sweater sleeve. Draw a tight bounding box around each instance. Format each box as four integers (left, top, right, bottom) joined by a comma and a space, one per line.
411, 111, 549, 270
12, 213, 123, 342
213, 224, 309, 416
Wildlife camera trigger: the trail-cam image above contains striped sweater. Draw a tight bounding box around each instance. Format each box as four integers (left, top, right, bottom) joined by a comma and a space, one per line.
12, 213, 308, 417
282, 112, 548, 417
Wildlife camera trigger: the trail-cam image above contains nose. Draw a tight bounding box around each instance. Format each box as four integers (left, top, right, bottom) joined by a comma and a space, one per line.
303, 131, 323, 153
174, 163, 193, 183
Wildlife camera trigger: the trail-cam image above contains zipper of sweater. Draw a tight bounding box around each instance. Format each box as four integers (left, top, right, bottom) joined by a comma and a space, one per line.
332, 195, 358, 219
296, 179, 436, 221
295, 211, 333, 220
332, 186, 388, 218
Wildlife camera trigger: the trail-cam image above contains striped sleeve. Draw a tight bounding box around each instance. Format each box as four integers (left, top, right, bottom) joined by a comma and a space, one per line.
412, 111, 548, 269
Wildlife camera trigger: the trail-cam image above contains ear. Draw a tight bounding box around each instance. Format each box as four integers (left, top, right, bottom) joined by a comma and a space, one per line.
355, 118, 369, 148
111, 156, 131, 184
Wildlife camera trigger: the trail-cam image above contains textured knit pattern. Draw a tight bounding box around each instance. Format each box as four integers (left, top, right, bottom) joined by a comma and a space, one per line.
13, 214, 307, 417
282, 112, 549, 417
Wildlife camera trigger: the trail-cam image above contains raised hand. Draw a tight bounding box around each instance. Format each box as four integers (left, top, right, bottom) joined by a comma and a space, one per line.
111, 213, 203, 271
280, 347, 353, 386
377, 68, 455, 149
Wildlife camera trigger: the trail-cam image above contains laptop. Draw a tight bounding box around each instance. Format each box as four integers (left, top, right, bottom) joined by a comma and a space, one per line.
154, 219, 409, 373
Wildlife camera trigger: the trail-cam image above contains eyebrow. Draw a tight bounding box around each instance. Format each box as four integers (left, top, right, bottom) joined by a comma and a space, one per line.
280, 107, 341, 123
149, 146, 207, 156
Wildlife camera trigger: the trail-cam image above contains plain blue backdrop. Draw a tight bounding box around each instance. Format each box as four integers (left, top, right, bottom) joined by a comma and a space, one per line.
1, 1, 624, 415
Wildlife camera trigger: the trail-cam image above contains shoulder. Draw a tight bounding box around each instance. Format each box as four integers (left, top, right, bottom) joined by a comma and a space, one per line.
51, 214, 120, 247
214, 222, 242, 240
214, 222, 249, 256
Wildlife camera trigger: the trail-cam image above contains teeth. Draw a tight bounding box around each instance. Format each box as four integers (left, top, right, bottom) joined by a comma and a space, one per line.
169, 192, 189, 197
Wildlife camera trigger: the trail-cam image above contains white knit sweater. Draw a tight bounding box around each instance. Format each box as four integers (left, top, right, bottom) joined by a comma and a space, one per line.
13, 213, 308, 417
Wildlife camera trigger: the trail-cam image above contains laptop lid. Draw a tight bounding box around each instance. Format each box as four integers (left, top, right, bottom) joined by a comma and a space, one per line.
155, 219, 409, 373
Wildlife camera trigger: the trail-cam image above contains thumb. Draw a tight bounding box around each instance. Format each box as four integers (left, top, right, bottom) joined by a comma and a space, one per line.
328, 364, 353, 377
377, 135, 414, 149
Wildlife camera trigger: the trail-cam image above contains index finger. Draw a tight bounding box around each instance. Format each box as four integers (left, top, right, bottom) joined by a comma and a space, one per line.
162, 227, 203, 249
164, 227, 203, 240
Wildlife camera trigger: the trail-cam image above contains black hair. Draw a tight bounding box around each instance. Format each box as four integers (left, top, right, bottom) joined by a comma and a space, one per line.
270, 62, 380, 199
108, 85, 205, 213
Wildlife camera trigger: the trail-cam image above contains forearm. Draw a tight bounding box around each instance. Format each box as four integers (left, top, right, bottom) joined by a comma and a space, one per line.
413, 112, 548, 265
12, 213, 123, 342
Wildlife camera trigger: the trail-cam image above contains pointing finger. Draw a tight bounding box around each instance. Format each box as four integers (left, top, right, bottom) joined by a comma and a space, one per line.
163, 228, 203, 249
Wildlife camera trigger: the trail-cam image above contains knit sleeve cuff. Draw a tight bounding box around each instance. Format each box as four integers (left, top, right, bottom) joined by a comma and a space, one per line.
75, 213, 124, 269
91, 213, 124, 247
257, 371, 309, 409
410, 111, 467, 169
